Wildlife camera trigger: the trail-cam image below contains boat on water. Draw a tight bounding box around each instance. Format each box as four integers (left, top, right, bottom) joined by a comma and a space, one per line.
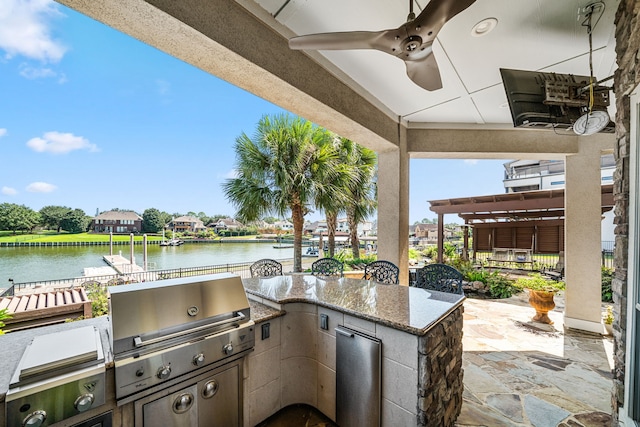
160, 238, 184, 247
273, 244, 294, 249
302, 247, 319, 257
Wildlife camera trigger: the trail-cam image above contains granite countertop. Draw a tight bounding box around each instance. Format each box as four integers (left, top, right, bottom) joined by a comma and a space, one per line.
243, 275, 465, 336
249, 299, 284, 322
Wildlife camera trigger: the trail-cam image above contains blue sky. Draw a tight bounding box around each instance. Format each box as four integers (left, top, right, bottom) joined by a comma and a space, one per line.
0, 0, 507, 224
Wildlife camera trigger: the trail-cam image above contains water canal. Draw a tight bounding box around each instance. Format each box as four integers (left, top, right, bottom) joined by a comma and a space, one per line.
0, 242, 295, 284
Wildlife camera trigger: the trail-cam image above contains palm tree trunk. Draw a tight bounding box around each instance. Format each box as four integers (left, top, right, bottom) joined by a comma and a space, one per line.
326, 212, 337, 258
347, 209, 360, 259
292, 203, 304, 272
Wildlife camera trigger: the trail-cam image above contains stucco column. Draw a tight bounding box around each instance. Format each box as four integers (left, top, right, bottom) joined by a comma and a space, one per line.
437, 213, 444, 263
564, 140, 606, 333
377, 132, 410, 285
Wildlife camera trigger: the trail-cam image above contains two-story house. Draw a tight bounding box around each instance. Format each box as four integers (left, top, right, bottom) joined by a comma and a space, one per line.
168, 216, 207, 233
212, 218, 243, 233
273, 220, 293, 231
91, 210, 143, 234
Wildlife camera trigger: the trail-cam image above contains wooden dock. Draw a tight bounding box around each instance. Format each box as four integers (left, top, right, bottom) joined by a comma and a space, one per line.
103, 255, 146, 274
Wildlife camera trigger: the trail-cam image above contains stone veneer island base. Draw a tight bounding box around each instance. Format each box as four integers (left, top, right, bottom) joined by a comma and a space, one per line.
419, 306, 464, 426
243, 275, 465, 427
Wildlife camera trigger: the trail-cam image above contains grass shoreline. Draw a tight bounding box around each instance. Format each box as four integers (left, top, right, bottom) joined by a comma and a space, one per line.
0, 232, 281, 244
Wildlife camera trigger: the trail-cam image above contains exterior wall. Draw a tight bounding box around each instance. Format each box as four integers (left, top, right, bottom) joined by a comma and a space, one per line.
612, 0, 639, 422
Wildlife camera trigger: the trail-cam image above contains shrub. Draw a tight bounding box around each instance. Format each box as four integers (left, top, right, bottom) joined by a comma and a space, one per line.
487, 272, 518, 299
514, 273, 565, 292
423, 245, 437, 260
465, 268, 490, 283
0, 308, 12, 335
340, 251, 377, 270
450, 259, 474, 276
602, 266, 614, 302
85, 283, 109, 317
408, 248, 421, 261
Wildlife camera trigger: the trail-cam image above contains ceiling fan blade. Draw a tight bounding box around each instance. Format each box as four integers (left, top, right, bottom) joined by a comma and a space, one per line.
405, 53, 442, 91
412, 0, 477, 43
289, 30, 396, 51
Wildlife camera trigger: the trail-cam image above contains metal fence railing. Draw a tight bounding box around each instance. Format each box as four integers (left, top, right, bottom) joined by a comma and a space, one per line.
2, 262, 257, 297
472, 241, 615, 271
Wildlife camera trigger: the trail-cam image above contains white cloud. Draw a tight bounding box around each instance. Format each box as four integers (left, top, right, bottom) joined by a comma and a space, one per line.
27, 131, 98, 154
26, 181, 57, 193
0, 0, 67, 62
0, 128, 6, 137
1, 186, 17, 195
464, 159, 479, 165
19, 63, 55, 79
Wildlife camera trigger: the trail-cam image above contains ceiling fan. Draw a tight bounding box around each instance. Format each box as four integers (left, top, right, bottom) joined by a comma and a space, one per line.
288, 0, 477, 91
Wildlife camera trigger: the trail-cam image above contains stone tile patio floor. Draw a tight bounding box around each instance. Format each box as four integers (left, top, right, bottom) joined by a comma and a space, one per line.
457, 292, 614, 427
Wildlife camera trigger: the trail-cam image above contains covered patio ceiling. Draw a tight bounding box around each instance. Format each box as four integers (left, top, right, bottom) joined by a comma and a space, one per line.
57, 0, 618, 158
429, 184, 614, 224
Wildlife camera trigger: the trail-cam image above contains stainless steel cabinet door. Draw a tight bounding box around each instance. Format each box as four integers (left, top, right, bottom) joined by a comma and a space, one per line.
336, 326, 381, 427
143, 384, 198, 427
197, 364, 240, 427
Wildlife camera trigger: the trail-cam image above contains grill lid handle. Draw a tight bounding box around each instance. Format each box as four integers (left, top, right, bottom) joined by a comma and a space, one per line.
133, 312, 246, 348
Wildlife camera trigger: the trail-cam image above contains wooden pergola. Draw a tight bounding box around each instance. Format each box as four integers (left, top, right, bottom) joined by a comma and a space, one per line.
428, 184, 614, 262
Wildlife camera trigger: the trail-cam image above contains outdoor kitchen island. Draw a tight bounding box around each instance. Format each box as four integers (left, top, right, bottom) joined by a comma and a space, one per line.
242, 274, 465, 427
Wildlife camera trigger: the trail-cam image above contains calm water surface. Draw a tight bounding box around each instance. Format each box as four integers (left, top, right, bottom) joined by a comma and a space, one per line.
0, 243, 295, 284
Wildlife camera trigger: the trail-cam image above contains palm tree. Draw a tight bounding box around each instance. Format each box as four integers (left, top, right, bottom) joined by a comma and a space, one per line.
222, 114, 339, 272
314, 136, 354, 258
314, 137, 377, 260
340, 139, 377, 259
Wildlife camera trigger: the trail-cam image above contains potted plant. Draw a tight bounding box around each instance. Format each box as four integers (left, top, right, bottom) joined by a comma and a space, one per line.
603, 306, 614, 335
514, 273, 565, 324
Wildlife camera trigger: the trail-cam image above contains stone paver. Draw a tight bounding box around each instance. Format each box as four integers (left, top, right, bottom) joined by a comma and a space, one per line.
458, 293, 613, 427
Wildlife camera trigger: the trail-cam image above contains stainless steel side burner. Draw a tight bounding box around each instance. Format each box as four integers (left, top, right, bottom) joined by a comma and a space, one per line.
5, 325, 106, 427
109, 273, 255, 427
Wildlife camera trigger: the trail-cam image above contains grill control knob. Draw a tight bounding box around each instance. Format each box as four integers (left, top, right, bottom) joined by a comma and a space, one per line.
136, 367, 145, 377
74, 394, 94, 412
23, 410, 46, 427
193, 353, 205, 366
157, 365, 172, 380
223, 343, 233, 355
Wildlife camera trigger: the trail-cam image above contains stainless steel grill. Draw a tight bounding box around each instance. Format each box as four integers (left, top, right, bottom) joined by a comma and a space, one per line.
5, 326, 107, 427
109, 273, 255, 426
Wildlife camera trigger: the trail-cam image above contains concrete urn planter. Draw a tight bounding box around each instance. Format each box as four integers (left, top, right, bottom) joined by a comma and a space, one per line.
527, 289, 556, 324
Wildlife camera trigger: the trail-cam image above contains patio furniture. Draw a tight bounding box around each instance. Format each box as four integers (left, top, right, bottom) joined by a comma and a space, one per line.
311, 258, 344, 277
363, 260, 400, 285
250, 259, 283, 277
487, 247, 534, 270
414, 263, 464, 295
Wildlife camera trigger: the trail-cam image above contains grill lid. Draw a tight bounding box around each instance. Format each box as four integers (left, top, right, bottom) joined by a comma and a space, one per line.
109, 273, 251, 355
10, 325, 104, 388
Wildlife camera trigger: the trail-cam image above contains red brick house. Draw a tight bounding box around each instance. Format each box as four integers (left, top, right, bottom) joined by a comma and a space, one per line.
91, 210, 143, 234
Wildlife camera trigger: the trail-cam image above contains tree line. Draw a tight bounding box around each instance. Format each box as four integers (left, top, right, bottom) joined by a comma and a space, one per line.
0, 204, 235, 235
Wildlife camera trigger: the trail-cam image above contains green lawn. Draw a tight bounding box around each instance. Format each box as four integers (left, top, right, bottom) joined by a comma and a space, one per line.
0, 231, 163, 243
